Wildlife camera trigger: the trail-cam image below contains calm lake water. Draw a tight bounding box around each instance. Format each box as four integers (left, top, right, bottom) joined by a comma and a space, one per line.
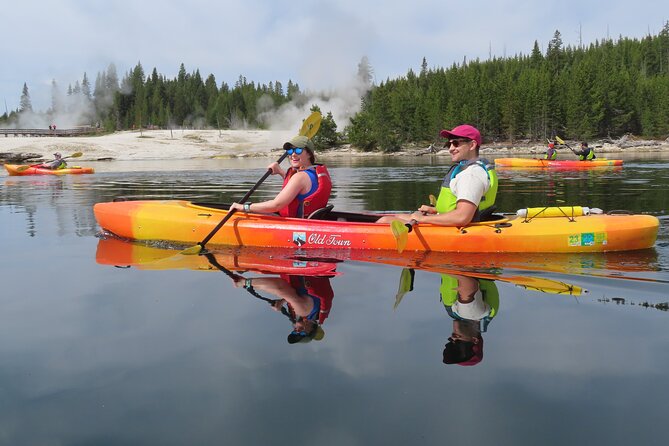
1, 152, 668, 445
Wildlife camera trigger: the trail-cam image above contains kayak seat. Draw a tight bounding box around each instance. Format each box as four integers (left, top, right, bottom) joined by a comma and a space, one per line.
307, 204, 334, 220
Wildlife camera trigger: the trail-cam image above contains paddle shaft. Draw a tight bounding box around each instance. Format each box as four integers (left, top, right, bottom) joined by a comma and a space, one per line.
204, 253, 275, 304
197, 152, 289, 249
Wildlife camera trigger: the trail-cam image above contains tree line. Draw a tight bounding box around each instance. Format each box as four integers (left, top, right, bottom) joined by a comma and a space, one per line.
2, 23, 668, 152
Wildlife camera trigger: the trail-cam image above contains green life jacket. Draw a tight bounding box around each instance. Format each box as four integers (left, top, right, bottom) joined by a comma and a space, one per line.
435, 158, 498, 221
579, 147, 595, 161
545, 148, 557, 160
439, 274, 499, 332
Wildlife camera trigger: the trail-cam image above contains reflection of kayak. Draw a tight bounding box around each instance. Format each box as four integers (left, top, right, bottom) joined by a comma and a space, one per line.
495, 158, 623, 168
96, 237, 339, 276
94, 200, 659, 253
4, 164, 95, 176
95, 239, 586, 295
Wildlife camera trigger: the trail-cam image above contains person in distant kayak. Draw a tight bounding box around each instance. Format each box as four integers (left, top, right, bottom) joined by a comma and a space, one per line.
232, 274, 335, 344
440, 273, 498, 366
575, 141, 595, 161
545, 141, 558, 160
377, 124, 498, 226
39, 152, 67, 170
230, 135, 332, 218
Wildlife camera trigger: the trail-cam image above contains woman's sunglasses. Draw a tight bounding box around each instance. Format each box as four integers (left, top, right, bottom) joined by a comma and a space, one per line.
286, 147, 304, 155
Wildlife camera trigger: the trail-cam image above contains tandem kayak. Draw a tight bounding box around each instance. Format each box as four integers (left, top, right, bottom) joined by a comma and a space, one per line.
93, 200, 659, 253
4, 164, 95, 176
495, 158, 623, 168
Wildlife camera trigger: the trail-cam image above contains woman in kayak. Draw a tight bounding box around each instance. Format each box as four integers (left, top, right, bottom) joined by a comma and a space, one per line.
39, 152, 67, 170
545, 141, 557, 160
229, 135, 332, 218
377, 124, 498, 226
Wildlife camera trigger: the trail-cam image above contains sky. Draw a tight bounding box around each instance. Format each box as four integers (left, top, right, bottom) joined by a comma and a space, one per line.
2, 0, 667, 124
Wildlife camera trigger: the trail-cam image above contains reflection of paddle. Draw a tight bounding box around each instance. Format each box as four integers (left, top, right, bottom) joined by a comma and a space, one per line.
393, 268, 415, 309
181, 112, 322, 255
16, 152, 83, 172
204, 252, 294, 320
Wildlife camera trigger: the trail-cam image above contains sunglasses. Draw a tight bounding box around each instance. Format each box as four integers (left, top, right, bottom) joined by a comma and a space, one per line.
448, 139, 472, 148
285, 147, 305, 155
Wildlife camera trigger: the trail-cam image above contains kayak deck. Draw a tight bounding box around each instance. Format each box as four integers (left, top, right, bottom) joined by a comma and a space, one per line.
93, 200, 659, 253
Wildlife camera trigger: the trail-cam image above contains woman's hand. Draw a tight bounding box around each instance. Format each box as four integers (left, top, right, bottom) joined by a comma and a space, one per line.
229, 202, 244, 212
267, 162, 284, 177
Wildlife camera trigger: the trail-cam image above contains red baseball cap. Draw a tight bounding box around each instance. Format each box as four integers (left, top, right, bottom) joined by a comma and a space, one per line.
440, 124, 481, 146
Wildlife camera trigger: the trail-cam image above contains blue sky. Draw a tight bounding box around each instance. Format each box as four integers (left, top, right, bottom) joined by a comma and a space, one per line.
2, 0, 667, 113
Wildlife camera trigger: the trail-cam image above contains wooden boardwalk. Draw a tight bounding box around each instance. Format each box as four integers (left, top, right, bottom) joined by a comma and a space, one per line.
0, 127, 98, 137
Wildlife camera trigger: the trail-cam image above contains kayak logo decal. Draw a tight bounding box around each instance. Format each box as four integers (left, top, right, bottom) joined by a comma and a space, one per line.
568, 232, 607, 247
295, 232, 352, 247
292, 232, 306, 246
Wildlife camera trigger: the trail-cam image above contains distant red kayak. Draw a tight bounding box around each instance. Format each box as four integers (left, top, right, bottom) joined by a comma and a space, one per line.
4, 164, 95, 176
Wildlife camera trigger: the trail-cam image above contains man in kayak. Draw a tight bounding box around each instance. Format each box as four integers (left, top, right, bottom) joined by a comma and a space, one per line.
377, 124, 498, 226
39, 152, 67, 170
229, 135, 332, 218
575, 141, 596, 161
441, 273, 498, 366
545, 141, 557, 160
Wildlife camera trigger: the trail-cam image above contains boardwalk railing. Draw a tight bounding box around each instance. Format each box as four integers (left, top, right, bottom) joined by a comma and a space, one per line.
0, 127, 98, 137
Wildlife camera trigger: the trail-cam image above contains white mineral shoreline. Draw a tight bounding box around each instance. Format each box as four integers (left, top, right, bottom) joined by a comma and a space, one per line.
1, 129, 668, 163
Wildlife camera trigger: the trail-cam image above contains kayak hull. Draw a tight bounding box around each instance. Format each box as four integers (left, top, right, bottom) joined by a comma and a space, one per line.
4, 164, 95, 176
495, 158, 623, 168
93, 200, 659, 253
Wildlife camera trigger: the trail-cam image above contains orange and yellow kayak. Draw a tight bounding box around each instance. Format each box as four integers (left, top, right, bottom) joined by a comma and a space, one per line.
93, 200, 659, 253
4, 164, 95, 176
495, 158, 623, 168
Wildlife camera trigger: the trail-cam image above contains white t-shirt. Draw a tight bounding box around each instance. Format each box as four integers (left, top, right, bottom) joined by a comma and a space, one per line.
450, 164, 490, 206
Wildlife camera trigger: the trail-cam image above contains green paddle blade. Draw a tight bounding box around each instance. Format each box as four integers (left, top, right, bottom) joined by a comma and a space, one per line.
394, 268, 415, 309
391, 219, 409, 253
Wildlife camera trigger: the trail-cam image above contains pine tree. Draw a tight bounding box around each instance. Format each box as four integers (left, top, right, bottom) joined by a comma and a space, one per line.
19, 83, 32, 113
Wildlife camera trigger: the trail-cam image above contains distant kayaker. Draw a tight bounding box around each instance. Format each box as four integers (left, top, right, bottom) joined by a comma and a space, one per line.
232, 274, 334, 344
39, 152, 67, 170
545, 141, 557, 160
377, 124, 498, 226
440, 273, 498, 366
229, 135, 332, 218
576, 141, 596, 161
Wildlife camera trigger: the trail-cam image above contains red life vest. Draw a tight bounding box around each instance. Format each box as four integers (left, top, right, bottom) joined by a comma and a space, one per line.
279, 164, 332, 218
282, 275, 335, 324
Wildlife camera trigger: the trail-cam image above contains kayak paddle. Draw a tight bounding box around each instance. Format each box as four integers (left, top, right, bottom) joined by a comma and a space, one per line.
554, 136, 579, 155
391, 196, 436, 253
16, 151, 83, 172
181, 112, 322, 255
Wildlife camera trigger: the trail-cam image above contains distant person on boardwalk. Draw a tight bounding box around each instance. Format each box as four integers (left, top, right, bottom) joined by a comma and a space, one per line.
39, 152, 67, 170
545, 141, 557, 160
229, 135, 333, 218
576, 141, 595, 161
377, 124, 498, 226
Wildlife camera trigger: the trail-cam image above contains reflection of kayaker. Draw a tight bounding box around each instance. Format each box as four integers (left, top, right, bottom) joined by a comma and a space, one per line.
232, 274, 335, 344
440, 274, 499, 367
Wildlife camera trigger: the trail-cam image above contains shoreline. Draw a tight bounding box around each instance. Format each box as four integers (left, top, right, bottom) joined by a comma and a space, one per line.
1, 129, 669, 163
